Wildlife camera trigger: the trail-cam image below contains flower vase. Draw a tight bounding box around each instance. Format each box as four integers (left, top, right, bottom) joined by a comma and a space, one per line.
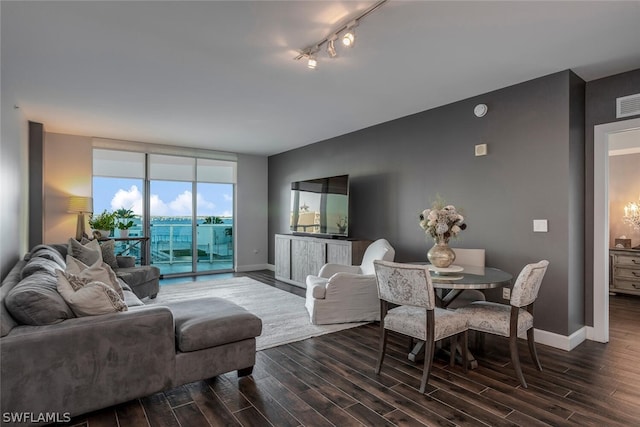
427, 240, 456, 268
118, 229, 129, 238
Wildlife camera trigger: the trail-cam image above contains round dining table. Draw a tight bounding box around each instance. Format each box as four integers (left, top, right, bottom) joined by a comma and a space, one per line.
429, 264, 513, 308
408, 263, 513, 367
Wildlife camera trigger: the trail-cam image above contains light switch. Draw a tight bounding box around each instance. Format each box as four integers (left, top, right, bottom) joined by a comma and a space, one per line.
475, 144, 487, 156
533, 219, 548, 233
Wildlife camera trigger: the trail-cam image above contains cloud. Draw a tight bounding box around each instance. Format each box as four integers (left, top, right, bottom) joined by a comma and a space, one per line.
108, 186, 221, 217
111, 185, 143, 215
223, 193, 233, 201
196, 193, 216, 215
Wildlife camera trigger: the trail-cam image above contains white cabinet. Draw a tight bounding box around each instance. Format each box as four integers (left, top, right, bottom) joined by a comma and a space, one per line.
275, 234, 370, 288
610, 248, 640, 296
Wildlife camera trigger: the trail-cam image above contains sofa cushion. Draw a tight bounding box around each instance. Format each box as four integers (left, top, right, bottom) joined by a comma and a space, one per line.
165, 297, 262, 352
4, 271, 75, 325
123, 289, 145, 307
24, 245, 66, 268
20, 257, 64, 280
66, 255, 124, 299
99, 239, 119, 270
116, 266, 159, 288
67, 238, 102, 266
56, 270, 128, 316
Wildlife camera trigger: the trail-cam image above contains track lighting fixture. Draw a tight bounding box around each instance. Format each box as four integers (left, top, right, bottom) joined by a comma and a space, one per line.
294, 0, 387, 69
342, 21, 357, 47
327, 35, 338, 58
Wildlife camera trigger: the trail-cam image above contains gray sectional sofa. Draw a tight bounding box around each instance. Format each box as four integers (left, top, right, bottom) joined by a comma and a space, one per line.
0, 243, 262, 426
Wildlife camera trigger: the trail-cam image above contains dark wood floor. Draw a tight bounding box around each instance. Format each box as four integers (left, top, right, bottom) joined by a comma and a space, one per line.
58, 271, 640, 426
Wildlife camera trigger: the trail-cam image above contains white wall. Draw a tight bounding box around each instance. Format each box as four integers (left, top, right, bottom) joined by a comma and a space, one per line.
0, 97, 28, 279
43, 132, 93, 244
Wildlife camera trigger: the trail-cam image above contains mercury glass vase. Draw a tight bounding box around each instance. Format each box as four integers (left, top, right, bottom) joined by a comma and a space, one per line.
427, 240, 456, 268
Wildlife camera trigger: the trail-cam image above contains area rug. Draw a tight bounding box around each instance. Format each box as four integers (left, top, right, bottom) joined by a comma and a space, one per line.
146, 277, 367, 350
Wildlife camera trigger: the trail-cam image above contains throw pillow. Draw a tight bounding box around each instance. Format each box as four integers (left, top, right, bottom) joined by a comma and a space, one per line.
65, 255, 124, 298
56, 270, 127, 316
99, 239, 119, 270
65, 255, 124, 299
67, 238, 102, 266
5, 271, 76, 325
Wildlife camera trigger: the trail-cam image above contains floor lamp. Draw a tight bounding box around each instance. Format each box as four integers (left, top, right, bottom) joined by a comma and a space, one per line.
68, 196, 93, 241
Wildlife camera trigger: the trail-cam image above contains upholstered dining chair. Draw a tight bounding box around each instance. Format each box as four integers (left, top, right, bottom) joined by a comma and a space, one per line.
455, 260, 549, 388
305, 239, 395, 325
445, 248, 486, 309
373, 260, 469, 393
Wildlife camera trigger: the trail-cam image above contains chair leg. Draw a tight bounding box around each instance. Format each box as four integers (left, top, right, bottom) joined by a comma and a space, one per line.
474, 331, 485, 354
461, 331, 468, 373
420, 338, 435, 393
527, 328, 542, 371
509, 333, 527, 388
375, 327, 388, 374
449, 336, 456, 367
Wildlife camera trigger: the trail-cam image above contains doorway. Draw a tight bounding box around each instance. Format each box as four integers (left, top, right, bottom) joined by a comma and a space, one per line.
592, 117, 640, 343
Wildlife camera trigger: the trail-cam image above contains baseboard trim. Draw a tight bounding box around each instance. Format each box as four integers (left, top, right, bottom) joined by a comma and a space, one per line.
266, 263, 275, 272
526, 326, 586, 351
235, 263, 270, 272
585, 325, 609, 343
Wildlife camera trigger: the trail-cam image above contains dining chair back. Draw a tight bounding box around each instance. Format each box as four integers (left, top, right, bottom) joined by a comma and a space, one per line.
452, 248, 485, 267
446, 248, 486, 310
455, 260, 549, 388
373, 260, 468, 393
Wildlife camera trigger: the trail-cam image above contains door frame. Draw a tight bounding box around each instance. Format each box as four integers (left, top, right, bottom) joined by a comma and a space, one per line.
592, 117, 640, 342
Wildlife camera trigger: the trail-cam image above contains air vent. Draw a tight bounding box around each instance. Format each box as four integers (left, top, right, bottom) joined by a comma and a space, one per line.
617, 93, 640, 118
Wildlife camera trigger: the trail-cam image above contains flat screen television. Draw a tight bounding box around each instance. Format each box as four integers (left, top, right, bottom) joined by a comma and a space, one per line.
289, 174, 349, 237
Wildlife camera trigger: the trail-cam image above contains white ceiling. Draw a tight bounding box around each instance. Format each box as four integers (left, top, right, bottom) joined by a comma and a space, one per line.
3, 1, 640, 156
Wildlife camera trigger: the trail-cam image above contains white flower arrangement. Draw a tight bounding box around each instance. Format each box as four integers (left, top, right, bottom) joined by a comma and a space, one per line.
419, 197, 467, 243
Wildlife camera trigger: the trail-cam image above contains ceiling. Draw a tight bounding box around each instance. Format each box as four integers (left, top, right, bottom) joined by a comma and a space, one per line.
3, 1, 640, 156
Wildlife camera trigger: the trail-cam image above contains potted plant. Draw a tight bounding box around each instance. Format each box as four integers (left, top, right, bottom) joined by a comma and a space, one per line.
115, 208, 136, 238
89, 210, 115, 239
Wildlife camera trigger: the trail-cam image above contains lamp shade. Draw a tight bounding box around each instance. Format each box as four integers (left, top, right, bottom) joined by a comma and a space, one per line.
68, 196, 93, 214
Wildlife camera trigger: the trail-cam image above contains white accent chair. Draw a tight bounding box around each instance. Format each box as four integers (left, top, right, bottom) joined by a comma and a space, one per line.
455, 260, 549, 388
446, 248, 486, 309
373, 260, 468, 393
305, 239, 395, 325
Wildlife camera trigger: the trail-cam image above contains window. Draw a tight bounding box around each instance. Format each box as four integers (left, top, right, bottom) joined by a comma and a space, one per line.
92, 145, 236, 276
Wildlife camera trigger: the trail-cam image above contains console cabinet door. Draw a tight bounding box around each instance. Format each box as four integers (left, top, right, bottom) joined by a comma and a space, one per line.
291, 239, 326, 283
326, 241, 351, 265
274, 235, 291, 280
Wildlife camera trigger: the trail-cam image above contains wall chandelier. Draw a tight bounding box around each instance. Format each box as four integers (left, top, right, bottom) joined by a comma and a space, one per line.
624, 199, 640, 230
294, 0, 388, 69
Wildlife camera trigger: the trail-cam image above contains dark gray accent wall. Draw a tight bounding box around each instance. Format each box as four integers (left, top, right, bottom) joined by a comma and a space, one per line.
28, 121, 44, 249
584, 69, 640, 326
269, 70, 585, 336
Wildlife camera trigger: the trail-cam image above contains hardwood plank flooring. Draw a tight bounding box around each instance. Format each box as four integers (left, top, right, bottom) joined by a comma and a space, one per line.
56, 272, 640, 426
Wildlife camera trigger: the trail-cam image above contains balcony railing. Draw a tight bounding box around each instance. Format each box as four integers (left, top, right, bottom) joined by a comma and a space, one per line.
110, 222, 233, 269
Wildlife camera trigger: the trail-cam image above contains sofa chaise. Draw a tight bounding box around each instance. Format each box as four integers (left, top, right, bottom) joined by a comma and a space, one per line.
0, 242, 262, 426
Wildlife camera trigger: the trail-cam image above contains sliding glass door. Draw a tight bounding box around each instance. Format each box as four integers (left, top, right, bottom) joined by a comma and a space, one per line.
94, 149, 236, 277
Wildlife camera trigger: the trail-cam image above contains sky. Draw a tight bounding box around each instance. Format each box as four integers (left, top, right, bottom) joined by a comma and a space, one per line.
93, 178, 233, 217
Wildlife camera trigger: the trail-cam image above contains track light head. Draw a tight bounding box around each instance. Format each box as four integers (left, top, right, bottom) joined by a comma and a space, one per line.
342, 20, 357, 47
307, 56, 317, 69
327, 35, 338, 58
